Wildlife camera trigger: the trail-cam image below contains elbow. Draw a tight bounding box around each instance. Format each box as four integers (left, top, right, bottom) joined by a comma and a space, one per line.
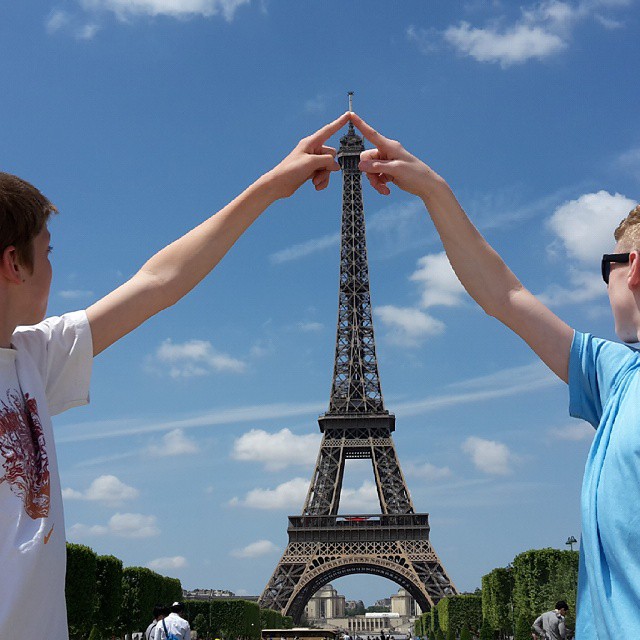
136, 268, 182, 314
482, 283, 527, 322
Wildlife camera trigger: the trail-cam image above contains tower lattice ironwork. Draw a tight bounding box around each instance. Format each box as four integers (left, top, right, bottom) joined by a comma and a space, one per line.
259, 107, 455, 621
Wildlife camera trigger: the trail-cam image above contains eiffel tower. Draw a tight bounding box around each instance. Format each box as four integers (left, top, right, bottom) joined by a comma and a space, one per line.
259, 99, 456, 622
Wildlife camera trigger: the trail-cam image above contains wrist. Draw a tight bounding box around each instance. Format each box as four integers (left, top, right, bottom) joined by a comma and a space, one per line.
418, 173, 451, 207
251, 169, 284, 204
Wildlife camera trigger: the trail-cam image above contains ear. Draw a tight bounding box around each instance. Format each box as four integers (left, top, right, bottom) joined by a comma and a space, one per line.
0, 246, 25, 285
628, 251, 640, 289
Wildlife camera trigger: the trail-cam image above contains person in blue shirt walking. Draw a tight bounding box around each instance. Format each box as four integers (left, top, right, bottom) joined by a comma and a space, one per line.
348, 111, 640, 639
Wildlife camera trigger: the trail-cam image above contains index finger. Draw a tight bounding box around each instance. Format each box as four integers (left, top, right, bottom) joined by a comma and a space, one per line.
304, 112, 350, 148
349, 112, 391, 149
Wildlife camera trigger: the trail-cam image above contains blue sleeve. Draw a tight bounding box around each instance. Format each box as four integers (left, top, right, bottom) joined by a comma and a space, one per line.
569, 330, 640, 428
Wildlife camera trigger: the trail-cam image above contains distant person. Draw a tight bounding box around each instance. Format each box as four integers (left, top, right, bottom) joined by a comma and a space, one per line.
532, 601, 569, 640
349, 111, 640, 639
145, 604, 165, 640
0, 112, 348, 639
153, 601, 191, 640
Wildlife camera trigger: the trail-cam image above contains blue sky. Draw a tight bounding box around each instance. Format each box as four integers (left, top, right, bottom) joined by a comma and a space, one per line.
2, 0, 640, 605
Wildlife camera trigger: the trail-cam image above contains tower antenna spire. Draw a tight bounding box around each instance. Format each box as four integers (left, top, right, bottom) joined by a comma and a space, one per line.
348, 91, 353, 112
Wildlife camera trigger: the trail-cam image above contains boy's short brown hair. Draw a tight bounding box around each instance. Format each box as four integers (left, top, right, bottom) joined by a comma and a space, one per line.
614, 204, 640, 250
0, 172, 57, 271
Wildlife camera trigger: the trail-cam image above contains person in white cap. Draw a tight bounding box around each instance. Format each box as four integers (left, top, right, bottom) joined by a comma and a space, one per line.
153, 602, 191, 640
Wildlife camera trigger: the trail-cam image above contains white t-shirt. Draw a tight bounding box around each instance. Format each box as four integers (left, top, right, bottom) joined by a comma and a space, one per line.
153, 613, 191, 640
0, 311, 92, 640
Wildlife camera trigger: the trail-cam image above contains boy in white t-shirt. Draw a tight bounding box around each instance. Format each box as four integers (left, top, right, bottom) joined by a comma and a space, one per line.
0, 112, 349, 640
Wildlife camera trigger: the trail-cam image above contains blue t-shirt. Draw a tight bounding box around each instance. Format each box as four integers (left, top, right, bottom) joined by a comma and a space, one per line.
570, 331, 640, 638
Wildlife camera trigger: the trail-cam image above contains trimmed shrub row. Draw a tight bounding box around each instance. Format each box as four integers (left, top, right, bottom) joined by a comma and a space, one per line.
414, 547, 578, 640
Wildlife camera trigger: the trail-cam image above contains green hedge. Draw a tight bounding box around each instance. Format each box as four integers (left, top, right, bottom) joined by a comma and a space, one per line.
210, 599, 261, 638
66, 543, 98, 640
94, 555, 123, 636
512, 548, 578, 630
436, 595, 482, 635
481, 567, 514, 635
119, 566, 183, 635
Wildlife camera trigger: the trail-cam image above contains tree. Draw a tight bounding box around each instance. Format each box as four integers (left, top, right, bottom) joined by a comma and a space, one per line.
515, 615, 532, 640
481, 567, 514, 638
66, 543, 98, 640
512, 549, 578, 631
479, 618, 493, 640
194, 613, 208, 639
94, 555, 123, 637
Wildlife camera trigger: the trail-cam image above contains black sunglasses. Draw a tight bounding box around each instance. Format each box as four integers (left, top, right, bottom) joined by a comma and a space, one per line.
602, 253, 630, 285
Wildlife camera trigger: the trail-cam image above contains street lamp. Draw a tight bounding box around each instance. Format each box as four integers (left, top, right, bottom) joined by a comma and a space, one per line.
565, 536, 577, 551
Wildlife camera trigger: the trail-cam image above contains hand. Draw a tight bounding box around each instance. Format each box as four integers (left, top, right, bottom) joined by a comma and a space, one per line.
266, 112, 350, 199
349, 112, 446, 199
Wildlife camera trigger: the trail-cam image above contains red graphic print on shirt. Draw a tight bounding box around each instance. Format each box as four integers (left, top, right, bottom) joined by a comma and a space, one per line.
0, 390, 50, 518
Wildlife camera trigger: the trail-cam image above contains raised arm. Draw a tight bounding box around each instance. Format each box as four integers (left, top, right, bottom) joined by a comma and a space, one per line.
350, 112, 573, 383
86, 113, 350, 356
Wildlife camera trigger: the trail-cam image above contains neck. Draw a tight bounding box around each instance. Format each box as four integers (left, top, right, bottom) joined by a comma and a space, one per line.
0, 298, 17, 348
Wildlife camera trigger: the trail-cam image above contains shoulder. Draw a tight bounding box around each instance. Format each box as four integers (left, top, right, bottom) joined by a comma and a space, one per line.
12, 311, 90, 351
571, 331, 640, 378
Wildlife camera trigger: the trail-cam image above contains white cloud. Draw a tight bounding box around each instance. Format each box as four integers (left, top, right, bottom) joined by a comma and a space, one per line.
151, 338, 246, 377
231, 477, 309, 510
57, 400, 325, 444
148, 428, 198, 457
406, 462, 453, 481
375, 305, 445, 346
62, 475, 139, 505
46, 9, 100, 40
304, 94, 328, 114
617, 147, 640, 180
271, 200, 427, 267
339, 480, 379, 512
410, 252, 468, 309
413, 0, 632, 67
397, 361, 559, 417
230, 539, 279, 558
297, 321, 324, 333
366, 200, 429, 258
231, 428, 320, 471
58, 289, 95, 299
547, 191, 636, 263
47, 10, 72, 34
444, 21, 565, 67
376, 252, 466, 346
80, 0, 250, 21
540, 191, 636, 306
69, 512, 160, 538
538, 267, 607, 306
548, 422, 595, 441
270, 232, 340, 265
462, 436, 516, 475
148, 556, 188, 570
77, 23, 100, 39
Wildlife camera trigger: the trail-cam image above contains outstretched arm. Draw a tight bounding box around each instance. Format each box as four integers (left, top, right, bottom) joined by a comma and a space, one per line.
350, 112, 573, 383
87, 113, 350, 356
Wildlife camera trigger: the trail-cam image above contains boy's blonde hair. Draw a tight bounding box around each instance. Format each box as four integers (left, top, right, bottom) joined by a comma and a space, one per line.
0, 173, 57, 272
614, 204, 640, 250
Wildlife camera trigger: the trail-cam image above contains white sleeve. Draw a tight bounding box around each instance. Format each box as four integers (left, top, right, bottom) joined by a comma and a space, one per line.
12, 310, 93, 415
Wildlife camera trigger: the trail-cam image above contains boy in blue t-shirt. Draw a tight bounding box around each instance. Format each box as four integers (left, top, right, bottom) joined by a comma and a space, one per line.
349, 111, 639, 639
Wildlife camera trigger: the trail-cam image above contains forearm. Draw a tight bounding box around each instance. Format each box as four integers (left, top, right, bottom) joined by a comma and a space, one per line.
532, 618, 544, 634
418, 179, 525, 322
